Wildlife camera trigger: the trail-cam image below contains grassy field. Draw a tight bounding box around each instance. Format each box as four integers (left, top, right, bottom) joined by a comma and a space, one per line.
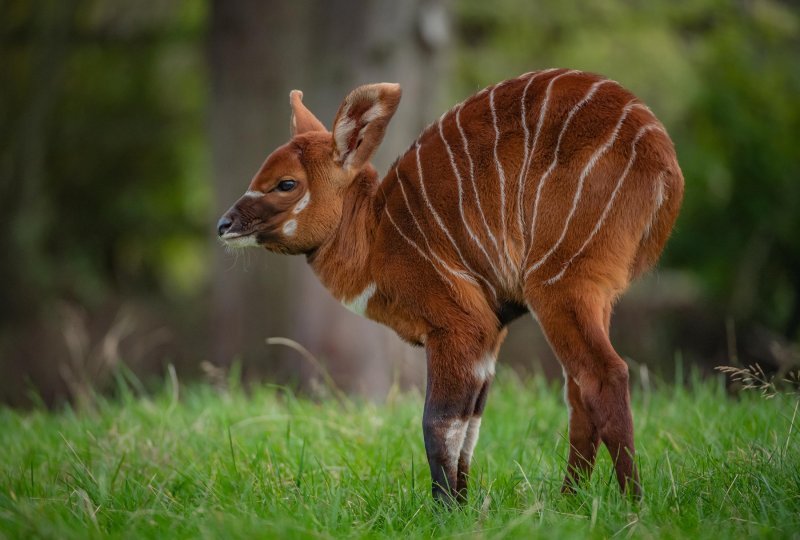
1, 368, 798, 539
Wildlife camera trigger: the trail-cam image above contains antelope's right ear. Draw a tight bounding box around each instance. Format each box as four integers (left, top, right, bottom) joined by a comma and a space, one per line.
290, 90, 327, 136
332, 83, 402, 171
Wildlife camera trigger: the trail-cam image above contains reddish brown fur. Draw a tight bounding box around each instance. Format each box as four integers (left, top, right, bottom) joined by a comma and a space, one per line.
218, 69, 684, 502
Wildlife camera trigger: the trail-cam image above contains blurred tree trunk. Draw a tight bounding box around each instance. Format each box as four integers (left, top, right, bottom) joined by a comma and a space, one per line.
209, 0, 311, 373
209, 0, 450, 396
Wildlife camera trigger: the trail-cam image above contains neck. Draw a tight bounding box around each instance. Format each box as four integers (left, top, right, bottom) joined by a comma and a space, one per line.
307, 168, 380, 301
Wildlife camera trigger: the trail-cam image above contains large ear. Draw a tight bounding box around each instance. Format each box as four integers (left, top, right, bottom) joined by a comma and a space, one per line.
290, 90, 327, 136
332, 83, 402, 170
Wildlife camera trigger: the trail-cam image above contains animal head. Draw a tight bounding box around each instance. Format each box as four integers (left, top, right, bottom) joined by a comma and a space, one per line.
217, 83, 402, 254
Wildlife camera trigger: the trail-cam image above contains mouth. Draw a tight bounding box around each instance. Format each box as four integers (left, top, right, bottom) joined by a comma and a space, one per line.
220, 231, 261, 248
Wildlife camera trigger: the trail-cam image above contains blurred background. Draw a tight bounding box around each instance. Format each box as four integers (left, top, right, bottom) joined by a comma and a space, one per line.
1, 0, 799, 408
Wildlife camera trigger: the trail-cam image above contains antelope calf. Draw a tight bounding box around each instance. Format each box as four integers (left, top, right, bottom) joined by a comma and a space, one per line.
217, 69, 683, 502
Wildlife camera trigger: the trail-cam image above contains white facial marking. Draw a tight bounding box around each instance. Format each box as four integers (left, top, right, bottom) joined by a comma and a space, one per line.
243, 190, 265, 199
220, 233, 259, 248
282, 219, 297, 236
341, 282, 376, 317
473, 354, 496, 381
292, 191, 311, 214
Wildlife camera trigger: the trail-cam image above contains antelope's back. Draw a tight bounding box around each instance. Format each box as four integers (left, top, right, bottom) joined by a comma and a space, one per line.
379, 69, 683, 298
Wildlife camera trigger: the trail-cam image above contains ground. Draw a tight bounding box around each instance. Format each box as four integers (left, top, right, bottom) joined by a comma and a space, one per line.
1, 368, 798, 539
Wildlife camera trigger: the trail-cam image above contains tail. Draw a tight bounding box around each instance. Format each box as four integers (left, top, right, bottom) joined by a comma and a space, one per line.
630, 166, 684, 280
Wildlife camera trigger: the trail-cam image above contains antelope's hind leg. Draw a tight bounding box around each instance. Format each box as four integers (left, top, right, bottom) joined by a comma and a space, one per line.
561, 373, 601, 492
529, 284, 641, 498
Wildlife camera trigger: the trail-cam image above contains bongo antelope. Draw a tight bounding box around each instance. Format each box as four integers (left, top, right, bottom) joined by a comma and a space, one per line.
217, 69, 683, 502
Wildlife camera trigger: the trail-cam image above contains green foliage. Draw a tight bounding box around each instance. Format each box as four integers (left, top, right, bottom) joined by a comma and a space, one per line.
455, 0, 800, 338
1, 372, 798, 538
0, 0, 209, 325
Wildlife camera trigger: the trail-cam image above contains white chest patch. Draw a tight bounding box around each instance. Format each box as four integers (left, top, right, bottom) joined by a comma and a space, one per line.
341, 283, 376, 317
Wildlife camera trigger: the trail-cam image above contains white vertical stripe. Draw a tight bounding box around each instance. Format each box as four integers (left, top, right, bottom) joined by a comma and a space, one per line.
413, 142, 493, 294
519, 70, 580, 255
383, 205, 459, 292
515, 73, 538, 242
455, 104, 505, 266
395, 169, 479, 288
438, 119, 506, 290
490, 86, 514, 272
526, 95, 632, 278
525, 78, 609, 273
543, 124, 663, 285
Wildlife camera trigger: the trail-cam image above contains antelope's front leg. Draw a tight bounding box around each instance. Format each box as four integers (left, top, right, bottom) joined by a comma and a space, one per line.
422, 330, 497, 503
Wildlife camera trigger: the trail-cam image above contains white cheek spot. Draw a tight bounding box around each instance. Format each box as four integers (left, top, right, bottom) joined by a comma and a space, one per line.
341, 282, 376, 317
243, 190, 264, 199
292, 192, 311, 214
473, 354, 496, 381
282, 219, 297, 236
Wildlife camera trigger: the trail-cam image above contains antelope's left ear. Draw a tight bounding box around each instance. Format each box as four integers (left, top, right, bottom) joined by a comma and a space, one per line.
290, 90, 327, 136
332, 83, 402, 170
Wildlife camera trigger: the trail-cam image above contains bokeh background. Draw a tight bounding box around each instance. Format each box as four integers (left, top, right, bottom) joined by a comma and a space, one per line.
1, 0, 798, 407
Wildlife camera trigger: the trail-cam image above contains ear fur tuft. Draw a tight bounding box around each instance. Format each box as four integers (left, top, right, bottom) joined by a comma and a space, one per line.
332, 83, 402, 170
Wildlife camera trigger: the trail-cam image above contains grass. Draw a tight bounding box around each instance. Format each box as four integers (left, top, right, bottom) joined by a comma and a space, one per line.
1, 368, 798, 539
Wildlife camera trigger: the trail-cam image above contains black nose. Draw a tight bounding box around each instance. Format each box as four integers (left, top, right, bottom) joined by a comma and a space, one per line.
217, 215, 233, 237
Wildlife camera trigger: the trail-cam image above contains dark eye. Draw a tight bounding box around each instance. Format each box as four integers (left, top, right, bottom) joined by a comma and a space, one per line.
276, 179, 297, 192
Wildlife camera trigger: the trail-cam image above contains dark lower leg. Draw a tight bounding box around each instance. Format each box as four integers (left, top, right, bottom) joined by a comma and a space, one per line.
455, 376, 493, 498
423, 361, 487, 502
562, 375, 600, 493
578, 360, 640, 498
531, 290, 640, 498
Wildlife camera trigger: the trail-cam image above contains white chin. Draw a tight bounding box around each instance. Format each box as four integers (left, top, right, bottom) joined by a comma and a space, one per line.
220, 233, 260, 248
